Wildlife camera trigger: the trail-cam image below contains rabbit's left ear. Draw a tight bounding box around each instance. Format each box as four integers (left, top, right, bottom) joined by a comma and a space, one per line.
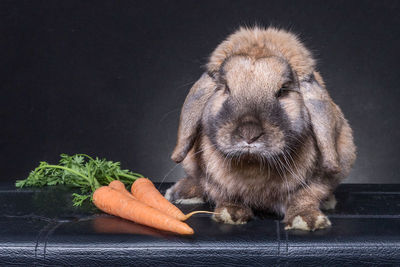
171, 73, 217, 163
300, 72, 341, 174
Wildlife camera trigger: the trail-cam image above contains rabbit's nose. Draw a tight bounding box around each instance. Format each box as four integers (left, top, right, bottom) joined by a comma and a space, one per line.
238, 123, 264, 144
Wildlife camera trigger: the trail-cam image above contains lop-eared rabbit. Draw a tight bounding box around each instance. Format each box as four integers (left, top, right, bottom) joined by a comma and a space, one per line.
166, 27, 356, 231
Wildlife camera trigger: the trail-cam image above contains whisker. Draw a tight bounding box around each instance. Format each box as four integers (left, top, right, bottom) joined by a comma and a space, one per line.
157, 142, 216, 189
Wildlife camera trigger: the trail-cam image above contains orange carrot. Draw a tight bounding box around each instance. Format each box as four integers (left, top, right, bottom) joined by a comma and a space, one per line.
93, 186, 194, 235
108, 180, 135, 199
131, 178, 218, 221
131, 178, 187, 221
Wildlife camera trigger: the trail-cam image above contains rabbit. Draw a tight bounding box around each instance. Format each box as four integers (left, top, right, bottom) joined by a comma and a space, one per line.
165, 27, 356, 231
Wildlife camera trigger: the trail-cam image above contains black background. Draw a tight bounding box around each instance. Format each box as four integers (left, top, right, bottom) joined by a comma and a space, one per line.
1, 0, 399, 183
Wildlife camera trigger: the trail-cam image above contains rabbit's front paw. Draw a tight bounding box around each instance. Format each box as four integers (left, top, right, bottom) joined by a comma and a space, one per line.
212, 204, 253, 225
284, 210, 331, 231
164, 177, 205, 204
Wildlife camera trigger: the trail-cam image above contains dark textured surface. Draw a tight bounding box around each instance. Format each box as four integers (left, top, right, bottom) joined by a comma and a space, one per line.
1, 0, 400, 184
1, 182, 400, 266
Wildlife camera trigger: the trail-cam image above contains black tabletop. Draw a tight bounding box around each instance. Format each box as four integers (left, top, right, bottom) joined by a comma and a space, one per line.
1, 182, 399, 266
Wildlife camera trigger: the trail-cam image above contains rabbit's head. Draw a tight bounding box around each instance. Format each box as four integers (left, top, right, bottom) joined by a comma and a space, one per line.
201, 55, 310, 162
172, 27, 340, 172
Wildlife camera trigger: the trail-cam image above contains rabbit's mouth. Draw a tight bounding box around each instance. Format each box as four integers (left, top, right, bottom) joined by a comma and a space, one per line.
239, 150, 261, 163
217, 136, 298, 165
222, 144, 280, 163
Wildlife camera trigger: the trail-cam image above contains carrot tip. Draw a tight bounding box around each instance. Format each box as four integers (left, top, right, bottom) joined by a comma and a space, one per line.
183, 211, 221, 221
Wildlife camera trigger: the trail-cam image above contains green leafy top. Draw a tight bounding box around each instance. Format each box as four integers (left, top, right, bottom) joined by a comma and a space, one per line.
15, 154, 144, 206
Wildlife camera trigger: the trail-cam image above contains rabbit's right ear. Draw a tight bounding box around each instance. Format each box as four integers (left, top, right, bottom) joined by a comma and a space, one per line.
171, 73, 217, 163
300, 72, 342, 174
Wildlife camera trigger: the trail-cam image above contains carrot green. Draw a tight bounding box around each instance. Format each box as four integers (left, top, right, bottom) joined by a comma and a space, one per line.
15, 153, 144, 206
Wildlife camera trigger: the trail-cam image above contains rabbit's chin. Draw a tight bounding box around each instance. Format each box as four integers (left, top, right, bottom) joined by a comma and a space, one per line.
219, 147, 282, 164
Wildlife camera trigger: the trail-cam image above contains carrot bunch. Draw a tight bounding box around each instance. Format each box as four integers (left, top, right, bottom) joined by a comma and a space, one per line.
93, 178, 214, 235
15, 154, 214, 235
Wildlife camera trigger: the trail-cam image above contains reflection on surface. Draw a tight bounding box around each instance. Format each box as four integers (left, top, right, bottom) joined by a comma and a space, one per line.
92, 215, 167, 237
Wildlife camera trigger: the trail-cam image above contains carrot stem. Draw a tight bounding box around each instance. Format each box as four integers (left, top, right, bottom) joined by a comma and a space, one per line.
75, 154, 95, 161
34, 165, 90, 182
118, 172, 143, 179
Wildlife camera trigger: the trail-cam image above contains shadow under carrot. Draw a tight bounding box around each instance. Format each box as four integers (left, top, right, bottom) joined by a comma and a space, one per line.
92, 215, 170, 238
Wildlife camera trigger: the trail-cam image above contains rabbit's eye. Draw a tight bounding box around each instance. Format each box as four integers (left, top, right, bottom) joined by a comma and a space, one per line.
216, 84, 230, 94
223, 85, 231, 94
276, 87, 290, 98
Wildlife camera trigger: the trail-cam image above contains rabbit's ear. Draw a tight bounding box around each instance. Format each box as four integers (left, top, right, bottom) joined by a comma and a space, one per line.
171, 73, 217, 163
300, 72, 341, 174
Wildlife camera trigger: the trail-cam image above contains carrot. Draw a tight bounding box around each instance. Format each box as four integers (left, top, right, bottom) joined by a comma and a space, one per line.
93, 186, 194, 235
131, 178, 186, 220
131, 178, 217, 221
108, 180, 135, 199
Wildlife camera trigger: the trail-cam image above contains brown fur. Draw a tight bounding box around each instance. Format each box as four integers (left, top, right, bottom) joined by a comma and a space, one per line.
207, 27, 315, 80
168, 27, 356, 230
